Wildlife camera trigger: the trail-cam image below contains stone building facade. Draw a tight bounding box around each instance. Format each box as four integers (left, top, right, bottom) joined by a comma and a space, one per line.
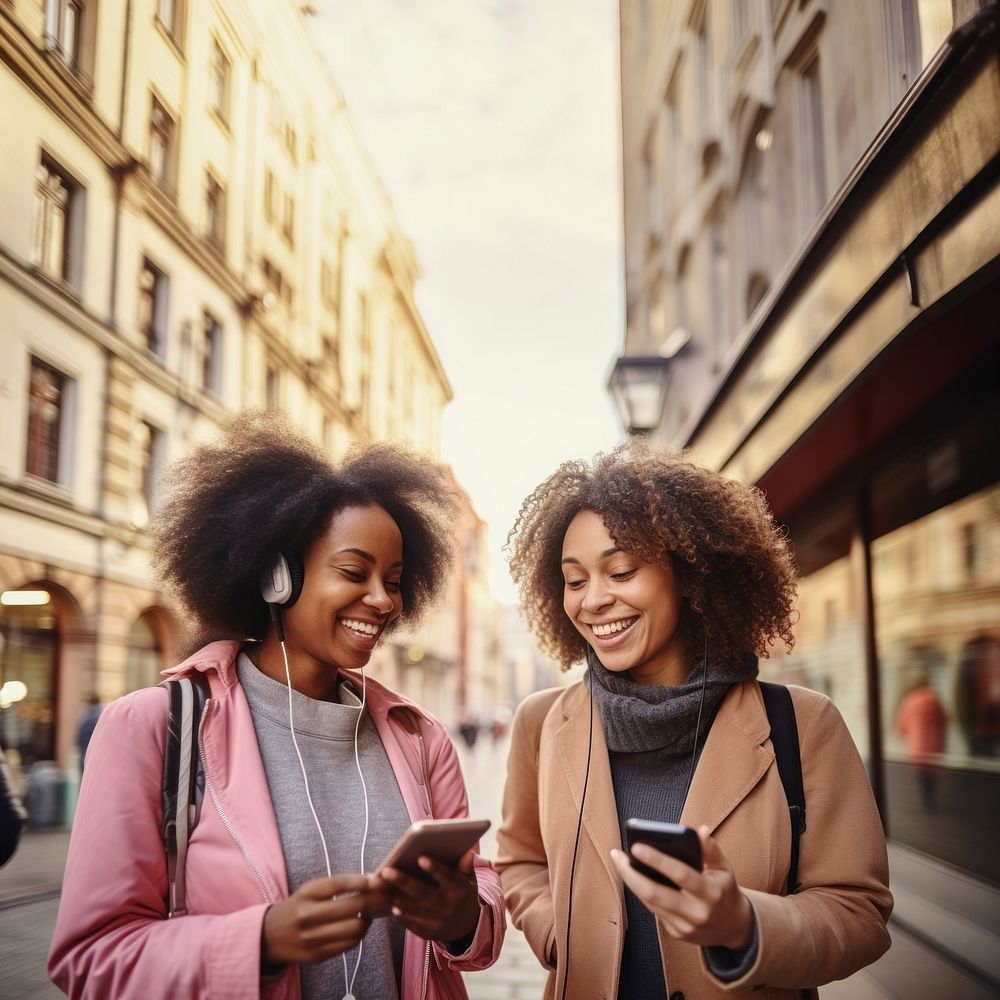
616, 1, 999, 992
0, 0, 458, 779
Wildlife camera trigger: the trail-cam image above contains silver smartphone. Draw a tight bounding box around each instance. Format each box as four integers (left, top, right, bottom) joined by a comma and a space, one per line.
377, 818, 491, 882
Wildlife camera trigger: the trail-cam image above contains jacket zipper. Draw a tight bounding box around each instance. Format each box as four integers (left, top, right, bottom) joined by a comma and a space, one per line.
416, 724, 433, 999
199, 710, 273, 905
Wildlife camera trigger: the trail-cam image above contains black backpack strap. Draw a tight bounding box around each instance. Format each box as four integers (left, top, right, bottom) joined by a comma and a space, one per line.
759, 681, 806, 896
160, 674, 210, 917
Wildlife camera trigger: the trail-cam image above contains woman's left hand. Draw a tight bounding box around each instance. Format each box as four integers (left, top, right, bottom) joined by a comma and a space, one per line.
379, 849, 482, 945
611, 826, 753, 950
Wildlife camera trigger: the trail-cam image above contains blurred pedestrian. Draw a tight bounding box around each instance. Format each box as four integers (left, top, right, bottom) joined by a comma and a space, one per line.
498, 441, 892, 999
0, 742, 27, 868
75, 695, 101, 771
895, 674, 947, 811
458, 714, 479, 751
49, 411, 504, 1000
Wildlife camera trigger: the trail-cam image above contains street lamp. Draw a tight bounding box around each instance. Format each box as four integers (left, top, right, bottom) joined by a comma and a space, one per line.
607, 354, 672, 434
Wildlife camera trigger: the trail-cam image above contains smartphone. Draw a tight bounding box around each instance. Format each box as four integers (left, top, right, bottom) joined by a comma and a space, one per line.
624, 819, 703, 889
377, 818, 490, 883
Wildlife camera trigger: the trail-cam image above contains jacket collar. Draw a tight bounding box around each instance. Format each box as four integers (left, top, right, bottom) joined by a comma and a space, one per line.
555, 678, 775, 837
162, 639, 439, 727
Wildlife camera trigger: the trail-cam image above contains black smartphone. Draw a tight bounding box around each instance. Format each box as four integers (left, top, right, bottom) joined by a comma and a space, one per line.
377, 818, 490, 883
624, 819, 703, 889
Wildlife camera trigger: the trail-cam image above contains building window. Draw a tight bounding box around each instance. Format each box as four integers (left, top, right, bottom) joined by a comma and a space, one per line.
798, 55, 826, 225
138, 420, 165, 517
281, 193, 295, 247
265, 365, 280, 409
156, 0, 184, 47
201, 311, 222, 395
746, 272, 770, 319
204, 172, 226, 253
209, 39, 230, 121
264, 169, 277, 224
961, 522, 980, 579
901, 0, 952, 88
44, 0, 83, 72
149, 97, 177, 195
32, 155, 80, 284
138, 258, 169, 357
269, 89, 284, 131
26, 358, 67, 483
262, 258, 294, 310
283, 123, 298, 163
320, 259, 337, 310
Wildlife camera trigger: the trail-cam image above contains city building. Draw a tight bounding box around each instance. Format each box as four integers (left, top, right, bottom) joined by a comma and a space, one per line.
0, 0, 466, 789
376, 473, 506, 733
615, 0, 999, 994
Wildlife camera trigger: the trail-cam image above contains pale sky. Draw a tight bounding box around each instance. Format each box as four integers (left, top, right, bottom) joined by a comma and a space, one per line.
311, 0, 624, 602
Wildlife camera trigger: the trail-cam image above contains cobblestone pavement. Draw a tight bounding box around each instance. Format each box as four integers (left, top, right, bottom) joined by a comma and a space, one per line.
0, 894, 62, 1000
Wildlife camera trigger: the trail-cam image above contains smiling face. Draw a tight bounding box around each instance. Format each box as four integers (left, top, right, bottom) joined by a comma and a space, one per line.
561, 508, 690, 687
280, 504, 404, 677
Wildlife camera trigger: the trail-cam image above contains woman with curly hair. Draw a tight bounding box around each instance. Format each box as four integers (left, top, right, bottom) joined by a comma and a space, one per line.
49, 411, 504, 1000
497, 441, 891, 1000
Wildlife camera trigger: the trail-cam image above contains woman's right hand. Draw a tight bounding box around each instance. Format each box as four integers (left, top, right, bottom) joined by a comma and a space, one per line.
262, 873, 390, 965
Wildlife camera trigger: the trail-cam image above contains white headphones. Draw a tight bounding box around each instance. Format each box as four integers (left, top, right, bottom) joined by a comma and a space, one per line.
261, 553, 370, 1000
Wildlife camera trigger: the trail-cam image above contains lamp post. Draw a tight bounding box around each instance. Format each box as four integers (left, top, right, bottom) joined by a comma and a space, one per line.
607, 354, 672, 434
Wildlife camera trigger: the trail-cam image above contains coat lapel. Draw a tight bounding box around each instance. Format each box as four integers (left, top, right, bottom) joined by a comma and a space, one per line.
680, 681, 774, 833
554, 683, 625, 889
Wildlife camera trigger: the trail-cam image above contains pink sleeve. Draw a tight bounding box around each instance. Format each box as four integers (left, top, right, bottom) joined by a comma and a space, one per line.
423, 724, 506, 973
47, 693, 281, 999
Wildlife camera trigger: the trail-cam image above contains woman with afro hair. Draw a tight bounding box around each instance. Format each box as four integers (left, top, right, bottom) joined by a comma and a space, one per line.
496, 440, 891, 1000
49, 411, 505, 1000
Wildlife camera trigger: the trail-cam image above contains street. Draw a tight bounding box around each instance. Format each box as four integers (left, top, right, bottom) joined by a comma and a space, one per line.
0, 738, 987, 999
0, 737, 547, 1000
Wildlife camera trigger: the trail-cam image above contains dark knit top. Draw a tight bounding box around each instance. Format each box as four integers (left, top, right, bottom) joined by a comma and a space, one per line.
589, 652, 760, 999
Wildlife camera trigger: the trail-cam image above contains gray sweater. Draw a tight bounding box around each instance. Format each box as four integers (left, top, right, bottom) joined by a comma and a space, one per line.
238, 654, 411, 1000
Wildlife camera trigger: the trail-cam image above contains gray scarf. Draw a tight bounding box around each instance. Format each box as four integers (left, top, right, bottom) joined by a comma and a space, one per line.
588, 647, 758, 755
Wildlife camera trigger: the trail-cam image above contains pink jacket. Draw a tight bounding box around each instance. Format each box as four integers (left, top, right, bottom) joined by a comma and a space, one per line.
49, 641, 505, 999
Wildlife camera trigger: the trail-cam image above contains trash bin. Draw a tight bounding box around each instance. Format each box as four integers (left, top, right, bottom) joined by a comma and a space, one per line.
25, 760, 64, 828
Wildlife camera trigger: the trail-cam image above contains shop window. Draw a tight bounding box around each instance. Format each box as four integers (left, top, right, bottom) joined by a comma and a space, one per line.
875, 481, 1000, 883
0, 594, 59, 765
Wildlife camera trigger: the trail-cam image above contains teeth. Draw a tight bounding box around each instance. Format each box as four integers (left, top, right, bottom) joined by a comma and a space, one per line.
593, 618, 636, 637
342, 619, 379, 636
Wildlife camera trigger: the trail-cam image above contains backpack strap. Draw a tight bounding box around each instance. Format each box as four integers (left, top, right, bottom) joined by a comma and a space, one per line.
160, 674, 210, 917
759, 681, 806, 895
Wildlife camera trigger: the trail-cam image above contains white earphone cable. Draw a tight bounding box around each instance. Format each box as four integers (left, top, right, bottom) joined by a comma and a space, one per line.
279, 638, 368, 1000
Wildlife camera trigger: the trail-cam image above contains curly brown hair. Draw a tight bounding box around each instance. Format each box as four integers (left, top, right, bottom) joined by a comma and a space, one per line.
151, 409, 457, 644
507, 439, 797, 670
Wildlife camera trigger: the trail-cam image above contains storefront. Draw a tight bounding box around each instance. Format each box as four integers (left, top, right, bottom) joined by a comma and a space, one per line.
680, 12, 999, 992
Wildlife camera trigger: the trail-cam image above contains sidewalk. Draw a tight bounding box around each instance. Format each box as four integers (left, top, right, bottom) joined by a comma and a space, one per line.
0, 828, 70, 908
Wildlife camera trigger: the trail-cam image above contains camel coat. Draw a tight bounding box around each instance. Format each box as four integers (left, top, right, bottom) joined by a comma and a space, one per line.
496, 680, 892, 999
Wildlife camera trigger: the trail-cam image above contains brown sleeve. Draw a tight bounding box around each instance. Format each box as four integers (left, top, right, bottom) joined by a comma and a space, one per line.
495, 689, 562, 971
